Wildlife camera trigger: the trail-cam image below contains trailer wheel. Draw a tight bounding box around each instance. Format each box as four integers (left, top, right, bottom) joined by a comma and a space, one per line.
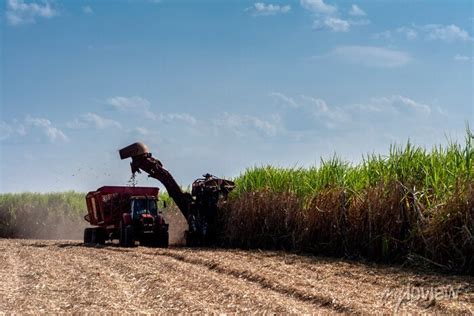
124, 225, 135, 247
119, 221, 125, 247
84, 228, 94, 245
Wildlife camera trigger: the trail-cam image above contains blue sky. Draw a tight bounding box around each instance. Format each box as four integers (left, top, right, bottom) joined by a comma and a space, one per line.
1, 0, 473, 192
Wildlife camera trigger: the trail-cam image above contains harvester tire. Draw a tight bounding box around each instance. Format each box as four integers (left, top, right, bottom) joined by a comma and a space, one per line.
185, 231, 198, 247
124, 225, 135, 247
84, 228, 94, 245
94, 228, 107, 245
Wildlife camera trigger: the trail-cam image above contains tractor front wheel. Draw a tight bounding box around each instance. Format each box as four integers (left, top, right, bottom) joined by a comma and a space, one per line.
156, 230, 169, 248
123, 225, 135, 247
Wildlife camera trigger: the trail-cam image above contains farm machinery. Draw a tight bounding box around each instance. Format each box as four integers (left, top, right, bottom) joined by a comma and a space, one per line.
83, 142, 235, 247
84, 186, 169, 247
118, 142, 236, 246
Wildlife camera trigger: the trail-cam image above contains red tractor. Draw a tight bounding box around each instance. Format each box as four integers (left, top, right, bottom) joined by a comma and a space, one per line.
84, 186, 169, 247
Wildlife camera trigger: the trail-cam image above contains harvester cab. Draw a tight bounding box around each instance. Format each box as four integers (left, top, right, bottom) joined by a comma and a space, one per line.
118, 142, 236, 246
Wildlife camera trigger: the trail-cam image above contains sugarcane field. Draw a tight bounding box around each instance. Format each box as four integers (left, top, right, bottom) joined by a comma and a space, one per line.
1, 0, 473, 314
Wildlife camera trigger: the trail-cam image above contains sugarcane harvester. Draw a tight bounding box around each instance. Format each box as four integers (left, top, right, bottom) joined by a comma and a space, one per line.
119, 142, 235, 246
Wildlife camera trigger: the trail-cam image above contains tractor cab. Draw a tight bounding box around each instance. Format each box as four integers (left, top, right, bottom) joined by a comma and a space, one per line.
130, 196, 158, 220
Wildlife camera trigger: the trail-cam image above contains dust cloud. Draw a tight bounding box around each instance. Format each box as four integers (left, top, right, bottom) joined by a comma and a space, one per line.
163, 205, 188, 245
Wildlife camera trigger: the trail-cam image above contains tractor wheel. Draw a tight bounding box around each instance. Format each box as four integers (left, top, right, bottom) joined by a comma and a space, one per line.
123, 225, 135, 247
156, 230, 169, 248
84, 228, 94, 245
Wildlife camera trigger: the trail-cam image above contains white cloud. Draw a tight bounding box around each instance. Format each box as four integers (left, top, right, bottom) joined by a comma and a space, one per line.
314, 17, 350, 32
0, 122, 14, 141
215, 113, 279, 137
82, 5, 93, 15
454, 54, 471, 62
301, 0, 368, 32
106, 96, 156, 119
396, 27, 418, 40
134, 127, 149, 135
107, 96, 150, 110
300, 0, 337, 15
330, 45, 412, 68
300, 95, 329, 113
6, 0, 58, 26
372, 30, 392, 40
106, 96, 197, 125
375, 24, 471, 43
270, 92, 434, 137
368, 95, 431, 115
25, 116, 69, 142
67, 113, 122, 129
1, 120, 29, 141
158, 113, 197, 125
270, 92, 349, 130
424, 24, 472, 42
247, 2, 291, 16
349, 4, 365, 16
269, 92, 298, 108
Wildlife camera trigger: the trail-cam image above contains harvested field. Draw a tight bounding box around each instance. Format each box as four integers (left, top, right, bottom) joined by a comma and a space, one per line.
0, 238, 472, 313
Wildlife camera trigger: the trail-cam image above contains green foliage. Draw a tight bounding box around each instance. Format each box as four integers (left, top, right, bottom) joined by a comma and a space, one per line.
0, 191, 86, 239
223, 129, 474, 273
233, 129, 474, 204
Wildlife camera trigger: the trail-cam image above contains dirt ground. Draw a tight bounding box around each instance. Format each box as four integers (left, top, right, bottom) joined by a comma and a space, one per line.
0, 239, 472, 314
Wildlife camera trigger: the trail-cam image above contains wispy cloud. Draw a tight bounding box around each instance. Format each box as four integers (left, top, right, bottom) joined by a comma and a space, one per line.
300, 0, 337, 15
214, 113, 280, 137
134, 127, 149, 135
0, 120, 26, 141
246, 2, 291, 16
314, 17, 350, 32
327, 45, 412, 68
270, 92, 435, 136
453, 54, 471, 62
366, 95, 431, 115
424, 24, 472, 42
106, 96, 197, 124
374, 24, 472, 43
106, 96, 156, 119
349, 4, 365, 16
270, 92, 348, 130
158, 113, 197, 125
66, 113, 122, 129
6, 0, 58, 26
269, 92, 298, 108
25, 116, 69, 142
301, 0, 368, 32
107, 96, 150, 111
82, 5, 93, 15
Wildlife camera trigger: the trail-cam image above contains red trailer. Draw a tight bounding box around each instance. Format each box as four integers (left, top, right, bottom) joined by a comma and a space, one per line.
84, 186, 168, 247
